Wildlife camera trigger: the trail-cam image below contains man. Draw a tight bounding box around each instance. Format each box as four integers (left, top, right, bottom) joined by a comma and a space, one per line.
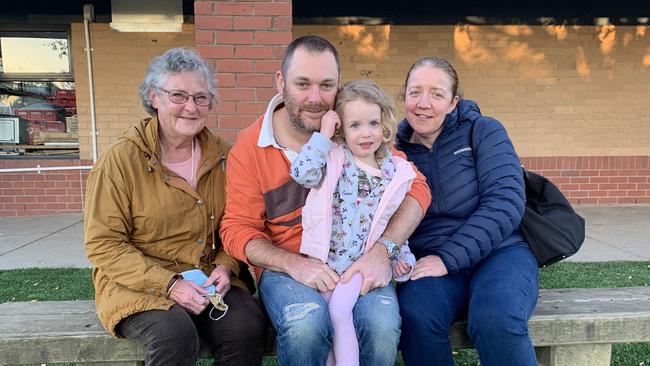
220, 35, 431, 365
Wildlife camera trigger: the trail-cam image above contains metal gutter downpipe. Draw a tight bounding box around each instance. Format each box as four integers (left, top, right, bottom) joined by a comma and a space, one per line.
83, 4, 98, 163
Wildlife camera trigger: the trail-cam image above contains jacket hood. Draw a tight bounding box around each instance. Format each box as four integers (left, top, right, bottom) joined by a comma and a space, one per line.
396, 99, 482, 148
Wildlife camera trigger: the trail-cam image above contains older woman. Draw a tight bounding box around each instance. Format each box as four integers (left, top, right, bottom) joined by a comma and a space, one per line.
395, 57, 539, 366
84, 47, 265, 366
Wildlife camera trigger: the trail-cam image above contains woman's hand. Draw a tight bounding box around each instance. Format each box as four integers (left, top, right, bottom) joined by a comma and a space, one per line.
204, 265, 232, 297
394, 259, 412, 277
320, 110, 341, 139
410, 255, 448, 280
169, 279, 210, 315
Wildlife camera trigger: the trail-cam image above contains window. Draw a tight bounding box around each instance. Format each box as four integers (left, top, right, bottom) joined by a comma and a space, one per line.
0, 29, 78, 158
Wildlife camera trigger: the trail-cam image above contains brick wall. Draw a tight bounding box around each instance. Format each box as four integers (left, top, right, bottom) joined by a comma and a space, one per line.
195, 0, 291, 141
0, 160, 91, 216
294, 24, 650, 204
70, 23, 195, 160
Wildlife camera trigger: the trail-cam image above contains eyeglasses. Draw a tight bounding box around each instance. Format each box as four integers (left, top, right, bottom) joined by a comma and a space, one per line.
158, 88, 213, 107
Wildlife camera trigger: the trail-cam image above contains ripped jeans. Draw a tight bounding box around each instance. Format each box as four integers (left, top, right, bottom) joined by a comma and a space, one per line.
259, 270, 401, 366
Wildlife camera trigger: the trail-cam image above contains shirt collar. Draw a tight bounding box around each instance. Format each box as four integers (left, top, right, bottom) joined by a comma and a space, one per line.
257, 94, 285, 148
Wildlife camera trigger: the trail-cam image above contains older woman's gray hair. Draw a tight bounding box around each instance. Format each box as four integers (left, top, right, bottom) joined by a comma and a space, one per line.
139, 47, 218, 115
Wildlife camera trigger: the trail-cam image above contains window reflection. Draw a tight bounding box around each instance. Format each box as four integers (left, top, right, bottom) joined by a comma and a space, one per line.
0, 35, 70, 74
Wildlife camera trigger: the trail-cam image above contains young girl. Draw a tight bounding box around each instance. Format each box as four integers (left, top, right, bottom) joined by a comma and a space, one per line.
291, 79, 415, 366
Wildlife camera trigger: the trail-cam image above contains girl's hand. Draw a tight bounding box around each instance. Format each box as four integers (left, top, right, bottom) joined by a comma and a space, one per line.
204, 265, 232, 297
410, 255, 448, 280
320, 110, 341, 139
394, 259, 412, 277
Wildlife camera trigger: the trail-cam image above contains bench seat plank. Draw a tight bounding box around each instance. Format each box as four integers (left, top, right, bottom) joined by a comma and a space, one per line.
1, 287, 649, 365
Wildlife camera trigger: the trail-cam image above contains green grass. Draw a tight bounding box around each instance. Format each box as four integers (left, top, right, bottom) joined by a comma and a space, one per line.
2, 261, 649, 365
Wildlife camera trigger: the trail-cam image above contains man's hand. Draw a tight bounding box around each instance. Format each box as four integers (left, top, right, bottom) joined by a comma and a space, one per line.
320, 110, 341, 139
340, 245, 391, 295
287, 255, 340, 292
169, 279, 210, 315
204, 265, 232, 297
410, 255, 448, 280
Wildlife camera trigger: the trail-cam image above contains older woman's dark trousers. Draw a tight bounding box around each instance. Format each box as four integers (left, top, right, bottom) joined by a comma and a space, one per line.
117, 286, 266, 366
398, 244, 539, 366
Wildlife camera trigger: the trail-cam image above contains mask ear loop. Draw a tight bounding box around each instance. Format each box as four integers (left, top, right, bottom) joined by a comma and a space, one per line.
207, 293, 229, 321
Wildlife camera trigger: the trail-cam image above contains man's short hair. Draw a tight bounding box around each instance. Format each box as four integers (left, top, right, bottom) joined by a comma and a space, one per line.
280, 35, 340, 78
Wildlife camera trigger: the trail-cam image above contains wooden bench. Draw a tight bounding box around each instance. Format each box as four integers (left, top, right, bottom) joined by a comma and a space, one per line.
1, 287, 649, 366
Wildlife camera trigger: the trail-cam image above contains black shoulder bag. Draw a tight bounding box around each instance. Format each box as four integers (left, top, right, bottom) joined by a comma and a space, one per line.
470, 120, 586, 267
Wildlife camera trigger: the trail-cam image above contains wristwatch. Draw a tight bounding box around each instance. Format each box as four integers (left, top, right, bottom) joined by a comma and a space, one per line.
378, 238, 400, 261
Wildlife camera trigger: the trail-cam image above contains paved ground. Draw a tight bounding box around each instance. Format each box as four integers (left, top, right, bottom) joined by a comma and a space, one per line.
0, 205, 648, 270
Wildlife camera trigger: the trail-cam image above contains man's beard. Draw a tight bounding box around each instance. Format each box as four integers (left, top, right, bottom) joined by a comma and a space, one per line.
283, 87, 329, 134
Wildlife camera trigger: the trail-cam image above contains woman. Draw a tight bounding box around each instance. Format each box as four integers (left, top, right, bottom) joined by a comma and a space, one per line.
84, 47, 265, 366
395, 57, 539, 366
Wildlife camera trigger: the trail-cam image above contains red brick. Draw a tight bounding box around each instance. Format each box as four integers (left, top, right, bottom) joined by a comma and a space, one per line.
215, 31, 254, 45
0, 196, 14, 203
635, 197, 650, 203
637, 169, 650, 175
237, 74, 273, 87
618, 197, 638, 204
598, 197, 617, 204
205, 114, 218, 129
0, 210, 17, 216
217, 73, 236, 87
24, 189, 45, 196
619, 169, 637, 176
4, 204, 27, 211
273, 16, 292, 30
637, 183, 650, 189
568, 191, 588, 197
195, 15, 233, 30
219, 88, 255, 102
211, 129, 239, 142
273, 46, 287, 59
44, 175, 65, 181
629, 177, 647, 183
254, 2, 291, 16
13, 182, 35, 188
589, 177, 609, 183
588, 190, 607, 197
567, 198, 579, 205
58, 196, 73, 203
45, 203, 67, 210
2, 174, 23, 181
37, 196, 58, 203
618, 183, 636, 189
255, 31, 292, 45
194, 1, 213, 15
627, 190, 645, 196
67, 188, 82, 196
607, 190, 627, 196
559, 184, 580, 191
196, 30, 214, 44
55, 181, 72, 188
609, 176, 628, 183
22, 174, 45, 181
216, 60, 254, 73
234, 16, 272, 30
216, 102, 237, 114
580, 169, 599, 176
256, 87, 278, 100
3, 188, 24, 195
237, 102, 268, 115
45, 188, 67, 195
579, 183, 598, 190
598, 183, 617, 190
255, 60, 281, 73
541, 170, 562, 177
578, 198, 598, 204
560, 170, 580, 177
215, 3, 254, 15
599, 169, 619, 176
197, 45, 235, 59
235, 46, 274, 59
15, 196, 35, 204
67, 203, 83, 210
219, 115, 257, 129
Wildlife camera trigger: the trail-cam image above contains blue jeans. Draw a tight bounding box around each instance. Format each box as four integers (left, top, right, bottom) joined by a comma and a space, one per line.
398, 244, 539, 366
259, 270, 401, 366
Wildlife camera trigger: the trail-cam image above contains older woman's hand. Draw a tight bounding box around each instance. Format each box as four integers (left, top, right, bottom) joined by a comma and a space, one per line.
169, 279, 210, 315
410, 255, 448, 280
204, 265, 232, 297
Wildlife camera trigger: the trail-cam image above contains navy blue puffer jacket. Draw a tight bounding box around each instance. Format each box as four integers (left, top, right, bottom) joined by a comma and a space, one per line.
395, 99, 526, 274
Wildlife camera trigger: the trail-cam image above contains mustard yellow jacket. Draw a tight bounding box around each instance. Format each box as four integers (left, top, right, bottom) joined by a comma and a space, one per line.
84, 116, 246, 336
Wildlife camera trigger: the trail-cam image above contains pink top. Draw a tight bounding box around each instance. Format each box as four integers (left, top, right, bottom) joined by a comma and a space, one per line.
164, 142, 202, 189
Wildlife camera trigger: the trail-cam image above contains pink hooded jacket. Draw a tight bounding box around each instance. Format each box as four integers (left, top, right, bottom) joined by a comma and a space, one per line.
300, 145, 416, 280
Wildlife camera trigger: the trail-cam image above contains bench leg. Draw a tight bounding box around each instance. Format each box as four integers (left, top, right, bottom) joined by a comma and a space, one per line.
535, 344, 612, 366
77, 362, 144, 366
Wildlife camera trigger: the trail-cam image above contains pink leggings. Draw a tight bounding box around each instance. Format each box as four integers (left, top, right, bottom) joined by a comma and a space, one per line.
321, 272, 363, 366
